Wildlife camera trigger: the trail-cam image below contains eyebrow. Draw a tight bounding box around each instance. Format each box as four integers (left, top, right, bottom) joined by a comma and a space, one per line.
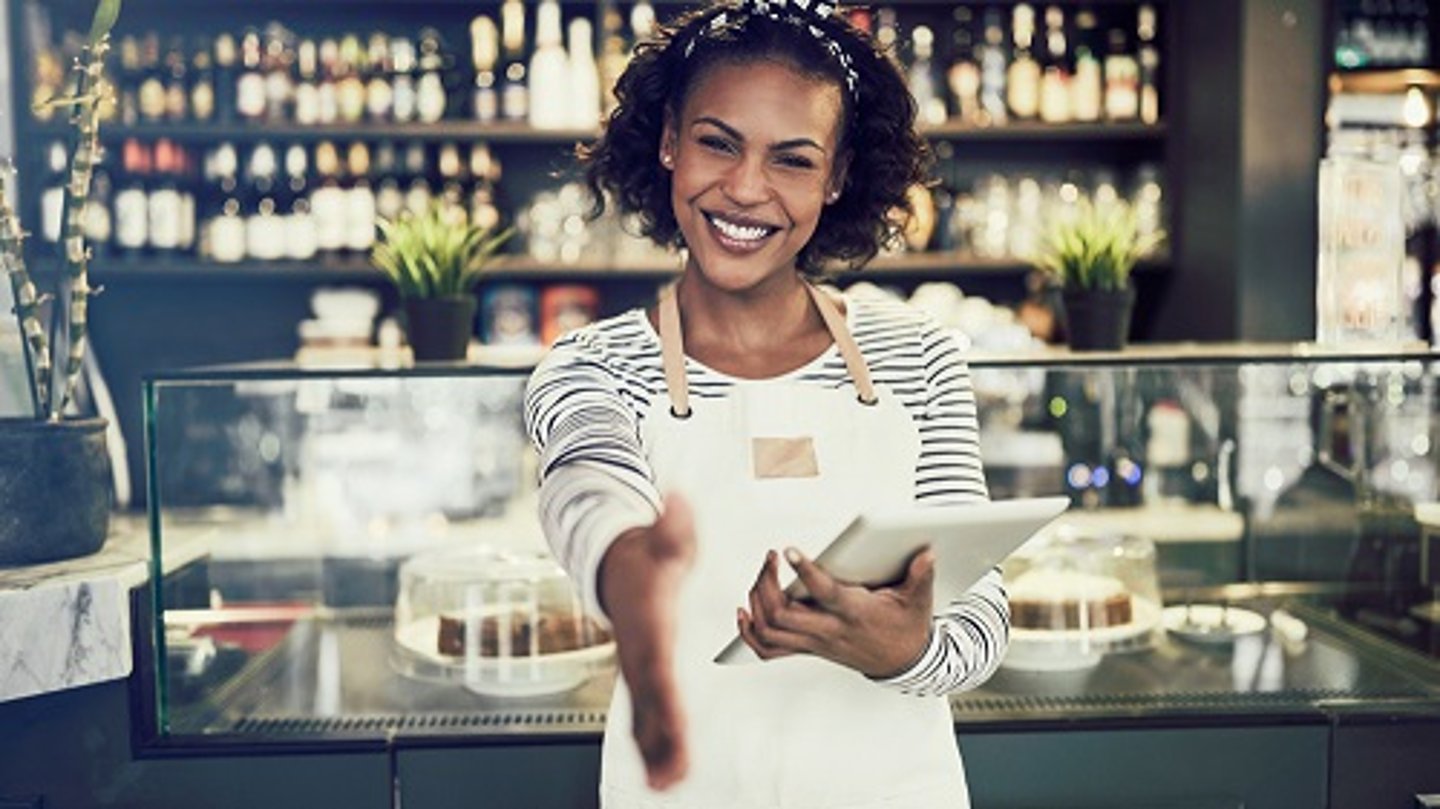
691, 116, 828, 154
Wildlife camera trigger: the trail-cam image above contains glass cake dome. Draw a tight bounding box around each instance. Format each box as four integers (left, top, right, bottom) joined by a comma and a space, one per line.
391, 544, 613, 697
1001, 524, 1164, 671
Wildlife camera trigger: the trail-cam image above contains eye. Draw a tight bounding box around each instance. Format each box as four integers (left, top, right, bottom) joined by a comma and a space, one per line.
775, 153, 817, 170
698, 135, 736, 154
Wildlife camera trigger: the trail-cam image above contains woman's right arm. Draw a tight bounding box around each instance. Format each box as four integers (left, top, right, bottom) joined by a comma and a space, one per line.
524, 342, 694, 789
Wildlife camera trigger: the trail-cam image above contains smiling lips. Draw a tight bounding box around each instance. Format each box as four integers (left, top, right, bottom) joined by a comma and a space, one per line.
705, 211, 782, 253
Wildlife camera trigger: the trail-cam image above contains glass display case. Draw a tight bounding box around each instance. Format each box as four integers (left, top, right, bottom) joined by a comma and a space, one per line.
141, 346, 1440, 750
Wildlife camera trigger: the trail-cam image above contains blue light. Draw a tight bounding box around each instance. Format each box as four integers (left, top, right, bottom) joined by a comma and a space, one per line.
1116, 458, 1143, 486
1091, 466, 1111, 488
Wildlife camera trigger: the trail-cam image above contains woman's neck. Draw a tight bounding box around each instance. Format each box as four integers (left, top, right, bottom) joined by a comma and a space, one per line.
668, 265, 834, 379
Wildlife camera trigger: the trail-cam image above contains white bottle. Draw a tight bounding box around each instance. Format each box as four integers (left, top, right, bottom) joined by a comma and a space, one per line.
528, 0, 571, 129
567, 17, 602, 130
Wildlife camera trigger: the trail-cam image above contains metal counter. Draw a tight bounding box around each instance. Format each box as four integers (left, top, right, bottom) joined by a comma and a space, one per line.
164, 598, 1440, 745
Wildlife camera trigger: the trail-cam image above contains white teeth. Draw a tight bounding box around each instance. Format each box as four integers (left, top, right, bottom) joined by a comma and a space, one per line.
709, 214, 771, 242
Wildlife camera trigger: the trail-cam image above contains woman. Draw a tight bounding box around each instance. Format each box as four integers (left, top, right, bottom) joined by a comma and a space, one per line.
524, 2, 1008, 806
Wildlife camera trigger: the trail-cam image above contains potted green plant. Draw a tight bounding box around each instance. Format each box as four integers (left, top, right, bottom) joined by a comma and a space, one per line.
1033, 198, 1166, 351
371, 205, 512, 362
0, 0, 121, 566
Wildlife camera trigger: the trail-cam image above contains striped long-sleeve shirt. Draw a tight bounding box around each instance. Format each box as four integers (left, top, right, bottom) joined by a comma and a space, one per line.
523, 291, 1009, 697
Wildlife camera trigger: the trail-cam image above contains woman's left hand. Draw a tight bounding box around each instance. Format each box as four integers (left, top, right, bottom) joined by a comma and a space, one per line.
737, 547, 935, 679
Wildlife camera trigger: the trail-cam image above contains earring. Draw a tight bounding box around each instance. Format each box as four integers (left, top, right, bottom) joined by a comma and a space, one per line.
661, 153, 674, 168
826, 190, 840, 203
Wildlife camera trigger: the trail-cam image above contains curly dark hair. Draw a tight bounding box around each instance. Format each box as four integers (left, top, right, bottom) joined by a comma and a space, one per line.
579, 2, 931, 276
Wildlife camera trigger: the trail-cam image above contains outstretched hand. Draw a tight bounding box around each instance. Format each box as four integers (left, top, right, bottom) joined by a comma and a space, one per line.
598, 493, 697, 791
737, 546, 935, 679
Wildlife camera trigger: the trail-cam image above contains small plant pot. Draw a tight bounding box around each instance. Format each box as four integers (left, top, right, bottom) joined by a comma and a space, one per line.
403, 296, 478, 362
1059, 287, 1136, 351
0, 417, 112, 567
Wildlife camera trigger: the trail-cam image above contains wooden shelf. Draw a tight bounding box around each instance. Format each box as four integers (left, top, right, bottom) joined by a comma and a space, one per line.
1330, 68, 1440, 95
83, 252, 1169, 281
31, 120, 1167, 146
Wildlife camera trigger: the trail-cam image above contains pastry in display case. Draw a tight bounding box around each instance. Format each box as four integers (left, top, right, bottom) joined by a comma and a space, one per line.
392, 545, 613, 697
1002, 525, 1164, 671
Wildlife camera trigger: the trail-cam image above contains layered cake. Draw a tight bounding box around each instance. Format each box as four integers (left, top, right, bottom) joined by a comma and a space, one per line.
1009, 569, 1134, 630
437, 611, 610, 657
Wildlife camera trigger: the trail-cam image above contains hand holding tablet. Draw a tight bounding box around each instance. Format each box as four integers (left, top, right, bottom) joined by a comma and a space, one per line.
716, 496, 1071, 664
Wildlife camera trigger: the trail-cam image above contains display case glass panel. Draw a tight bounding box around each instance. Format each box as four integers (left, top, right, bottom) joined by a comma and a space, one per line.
143, 347, 1440, 747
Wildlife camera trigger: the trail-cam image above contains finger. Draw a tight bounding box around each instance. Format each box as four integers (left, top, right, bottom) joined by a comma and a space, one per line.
766, 597, 845, 638
752, 550, 789, 617
784, 547, 842, 608
900, 548, 936, 600
651, 492, 697, 566
738, 607, 798, 660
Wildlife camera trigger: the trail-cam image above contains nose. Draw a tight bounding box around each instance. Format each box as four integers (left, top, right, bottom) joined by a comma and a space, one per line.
720, 154, 771, 205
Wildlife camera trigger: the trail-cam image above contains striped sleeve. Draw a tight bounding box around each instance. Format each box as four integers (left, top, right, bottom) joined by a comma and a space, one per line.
871, 322, 1011, 697
524, 338, 662, 625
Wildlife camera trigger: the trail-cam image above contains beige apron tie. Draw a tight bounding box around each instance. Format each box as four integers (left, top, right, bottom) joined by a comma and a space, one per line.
656, 280, 878, 419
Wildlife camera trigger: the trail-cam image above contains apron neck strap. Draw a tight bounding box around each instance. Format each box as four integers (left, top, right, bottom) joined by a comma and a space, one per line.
656, 281, 878, 418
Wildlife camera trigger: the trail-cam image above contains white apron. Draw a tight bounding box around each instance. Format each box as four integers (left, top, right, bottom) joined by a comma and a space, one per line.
600, 284, 970, 809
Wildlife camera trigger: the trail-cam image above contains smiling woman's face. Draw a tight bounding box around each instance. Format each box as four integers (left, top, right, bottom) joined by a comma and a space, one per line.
661, 59, 848, 293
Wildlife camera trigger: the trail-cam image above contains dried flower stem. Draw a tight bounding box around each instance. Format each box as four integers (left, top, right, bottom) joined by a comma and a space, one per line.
0, 163, 50, 415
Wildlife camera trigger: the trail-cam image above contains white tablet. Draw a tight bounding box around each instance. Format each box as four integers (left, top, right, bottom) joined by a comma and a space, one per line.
714, 496, 1071, 664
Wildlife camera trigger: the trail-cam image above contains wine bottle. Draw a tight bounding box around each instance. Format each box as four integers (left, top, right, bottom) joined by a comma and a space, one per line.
116, 35, 141, 125
208, 143, 248, 263
147, 138, 184, 255
946, 7, 982, 125
977, 7, 1008, 126
597, 7, 628, 117
568, 18, 603, 131
190, 37, 217, 123
282, 144, 317, 261
529, 0, 570, 129
212, 33, 238, 124
114, 138, 151, 257
317, 39, 341, 125
337, 35, 367, 124
1137, 4, 1161, 124
1007, 4, 1040, 120
909, 25, 947, 126
40, 140, 68, 243
366, 33, 394, 122
83, 167, 114, 259
471, 15, 501, 123
1038, 5, 1071, 123
373, 141, 405, 224
416, 29, 448, 123
137, 32, 167, 123
263, 25, 295, 123
162, 37, 188, 122
500, 0, 530, 121
236, 29, 267, 122
294, 39, 320, 126
1103, 28, 1139, 121
403, 141, 433, 217
390, 36, 418, 123
245, 142, 285, 261
344, 142, 377, 253
1069, 8, 1102, 122
310, 141, 348, 256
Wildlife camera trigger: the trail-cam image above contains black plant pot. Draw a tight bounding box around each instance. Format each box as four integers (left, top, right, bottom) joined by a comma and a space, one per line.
0, 417, 112, 567
1059, 287, 1137, 351
403, 296, 478, 362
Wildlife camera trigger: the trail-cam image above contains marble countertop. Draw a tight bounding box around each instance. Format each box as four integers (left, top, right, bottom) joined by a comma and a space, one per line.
0, 516, 149, 704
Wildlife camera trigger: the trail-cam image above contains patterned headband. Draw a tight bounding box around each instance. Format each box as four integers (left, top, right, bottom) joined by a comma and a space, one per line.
683, 0, 860, 101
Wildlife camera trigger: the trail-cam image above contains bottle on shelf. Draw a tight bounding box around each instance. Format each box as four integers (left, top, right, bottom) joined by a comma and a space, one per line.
390, 36, 418, 124
1007, 4, 1041, 121
337, 34, 368, 125
282, 143, 317, 261
438, 141, 468, 225
630, 0, 657, 47
162, 37, 189, 122
946, 7, 982, 125
373, 141, 405, 224
403, 141, 433, 217
236, 29, 267, 122
244, 141, 286, 261
176, 145, 197, 255
366, 32, 395, 123
317, 38, 341, 125
83, 166, 114, 259
345, 142, 377, 254
1137, 4, 1161, 125
500, 0, 530, 122
213, 33, 239, 125
1069, 8, 1103, 123
470, 15, 501, 123
909, 25, 947, 127
1103, 28, 1140, 121
528, 0, 571, 129
1038, 5, 1071, 124
469, 143, 503, 233
977, 7, 1009, 126
147, 138, 185, 256
597, 7, 629, 118
110, 36, 138, 125
207, 142, 247, 264
137, 32, 167, 123
39, 140, 68, 244
114, 138, 151, 257
416, 29, 449, 124
310, 141, 348, 256
263, 25, 295, 124
190, 37, 217, 123
294, 39, 321, 126
568, 17, 602, 131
